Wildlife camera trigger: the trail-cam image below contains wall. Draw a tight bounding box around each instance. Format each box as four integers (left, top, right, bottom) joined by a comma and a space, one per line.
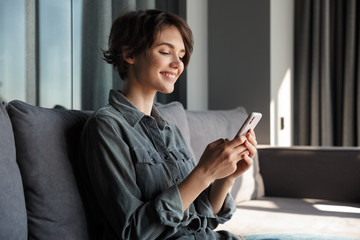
270, 0, 294, 146
186, 0, 208, 111
208, 0, 271, 144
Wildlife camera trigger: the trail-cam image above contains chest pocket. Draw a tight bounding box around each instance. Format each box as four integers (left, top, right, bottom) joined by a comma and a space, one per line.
132, 148, 174, 201
169, 147, 196, 177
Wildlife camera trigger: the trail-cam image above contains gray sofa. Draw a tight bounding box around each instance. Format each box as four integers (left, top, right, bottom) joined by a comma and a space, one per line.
1, 100, 359, 239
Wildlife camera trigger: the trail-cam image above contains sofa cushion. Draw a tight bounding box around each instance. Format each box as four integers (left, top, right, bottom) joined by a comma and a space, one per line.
216, 197, 360, 239
186, 107, 264, 203
7, 100, 91, 240
156, 101, 195, 159
186, 107, 248, 161
0, 102, 27, 239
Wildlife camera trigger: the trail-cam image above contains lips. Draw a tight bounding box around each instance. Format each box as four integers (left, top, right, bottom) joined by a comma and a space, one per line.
160, 71, 177, 79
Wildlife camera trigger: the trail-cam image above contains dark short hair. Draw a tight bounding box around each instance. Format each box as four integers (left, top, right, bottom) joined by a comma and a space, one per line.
102, 9, 194, 80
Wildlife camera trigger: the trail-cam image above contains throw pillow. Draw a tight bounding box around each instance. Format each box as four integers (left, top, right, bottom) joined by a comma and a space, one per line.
0, 102, 27, 239
7, 100, 91, 240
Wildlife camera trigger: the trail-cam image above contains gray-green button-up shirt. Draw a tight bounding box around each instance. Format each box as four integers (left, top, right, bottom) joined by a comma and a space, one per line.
80, 90, 238, 239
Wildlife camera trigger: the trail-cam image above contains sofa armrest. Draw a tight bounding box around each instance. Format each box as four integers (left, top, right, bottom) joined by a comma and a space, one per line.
257, 146, 360, 203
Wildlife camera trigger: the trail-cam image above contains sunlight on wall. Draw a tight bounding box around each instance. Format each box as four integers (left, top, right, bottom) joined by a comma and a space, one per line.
270, 0, 294, 146
277, 68, 292, 146
270, 68, 292, 146
270, 100, 275, 144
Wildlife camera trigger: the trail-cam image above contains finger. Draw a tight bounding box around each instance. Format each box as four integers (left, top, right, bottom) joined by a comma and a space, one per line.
228, 135, 247, 148
233, 153, 253, 175
246, 133, 258, 148
239, 149, 250, 158
248, 129, 256, 138
244, 140, 257, 158
232, 146, 249, 162
241, 153, 254, 168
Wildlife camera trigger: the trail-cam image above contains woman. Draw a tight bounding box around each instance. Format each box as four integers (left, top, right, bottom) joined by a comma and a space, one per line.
80, 9, 257, 240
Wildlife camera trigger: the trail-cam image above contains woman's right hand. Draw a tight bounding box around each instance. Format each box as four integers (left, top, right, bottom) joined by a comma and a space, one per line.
178, 136, 249, 212
194, 136, 248, 185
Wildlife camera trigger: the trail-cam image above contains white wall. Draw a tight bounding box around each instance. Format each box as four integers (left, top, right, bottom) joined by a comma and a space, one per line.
186, 0, 294, 145
186, 0, 208, 111
270, 0, 294, 146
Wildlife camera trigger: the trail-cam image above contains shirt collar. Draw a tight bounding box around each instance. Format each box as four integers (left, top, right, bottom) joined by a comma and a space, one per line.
108, 89, 167, 130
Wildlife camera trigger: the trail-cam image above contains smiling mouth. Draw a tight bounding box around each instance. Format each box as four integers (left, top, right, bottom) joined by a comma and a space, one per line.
160, 72, 176, 79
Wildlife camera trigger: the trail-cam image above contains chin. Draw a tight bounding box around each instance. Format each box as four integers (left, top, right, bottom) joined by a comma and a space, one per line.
159, 89, 175, 94
158, 85, 175, 94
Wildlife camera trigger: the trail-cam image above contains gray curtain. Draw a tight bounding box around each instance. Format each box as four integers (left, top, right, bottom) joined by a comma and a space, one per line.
81, 0, 155, 110
294, 0, 360, 146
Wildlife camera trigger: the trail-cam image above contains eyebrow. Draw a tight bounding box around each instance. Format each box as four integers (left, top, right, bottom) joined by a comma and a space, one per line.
155, 42, 186, 53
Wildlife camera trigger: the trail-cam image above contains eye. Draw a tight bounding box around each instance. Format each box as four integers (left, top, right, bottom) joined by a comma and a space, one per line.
159, 51, 169, 55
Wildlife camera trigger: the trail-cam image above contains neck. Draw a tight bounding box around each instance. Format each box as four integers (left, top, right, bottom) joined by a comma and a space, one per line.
122, 82, 155, 116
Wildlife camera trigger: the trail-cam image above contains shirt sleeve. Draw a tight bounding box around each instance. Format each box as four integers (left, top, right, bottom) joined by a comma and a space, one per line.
193, 183, 236, 230
169, 125, 237, 230
80, 115, 185, 239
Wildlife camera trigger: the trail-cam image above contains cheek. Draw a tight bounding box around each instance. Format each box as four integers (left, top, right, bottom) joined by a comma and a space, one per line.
146, 56, 162, 70
179, 64, 185, 75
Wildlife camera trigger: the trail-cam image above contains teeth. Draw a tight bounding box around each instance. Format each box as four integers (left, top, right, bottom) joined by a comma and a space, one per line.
161, 72, 175, 78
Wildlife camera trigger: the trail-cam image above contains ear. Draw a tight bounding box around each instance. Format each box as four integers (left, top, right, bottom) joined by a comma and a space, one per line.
123, 47, 136, 64
124, 54, 135, 64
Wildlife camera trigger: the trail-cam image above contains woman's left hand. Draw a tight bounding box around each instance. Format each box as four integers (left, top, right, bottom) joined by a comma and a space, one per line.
225, 129, 258, 181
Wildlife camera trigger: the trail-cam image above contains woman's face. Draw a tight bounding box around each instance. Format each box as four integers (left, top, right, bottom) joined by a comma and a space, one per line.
127, 25, 186, 96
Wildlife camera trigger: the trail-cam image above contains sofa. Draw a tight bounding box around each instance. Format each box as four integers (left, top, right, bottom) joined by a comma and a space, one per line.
1, 99, 359, 239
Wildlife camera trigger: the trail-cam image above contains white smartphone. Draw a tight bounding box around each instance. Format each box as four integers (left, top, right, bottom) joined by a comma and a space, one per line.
234, 112, 262, 138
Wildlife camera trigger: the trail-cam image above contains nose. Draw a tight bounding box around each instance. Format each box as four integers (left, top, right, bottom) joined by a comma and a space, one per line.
170, 54, 182, 69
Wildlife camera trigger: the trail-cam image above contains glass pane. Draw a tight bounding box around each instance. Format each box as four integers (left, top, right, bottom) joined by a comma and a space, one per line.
72, 0, 83, 110
39, 0, 72, 108
0, 0, 26, 102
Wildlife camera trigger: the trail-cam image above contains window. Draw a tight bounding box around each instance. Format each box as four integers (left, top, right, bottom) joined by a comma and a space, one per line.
0, 0, 26, 102
0, 0, 82, 109
0, 0, 184, 110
